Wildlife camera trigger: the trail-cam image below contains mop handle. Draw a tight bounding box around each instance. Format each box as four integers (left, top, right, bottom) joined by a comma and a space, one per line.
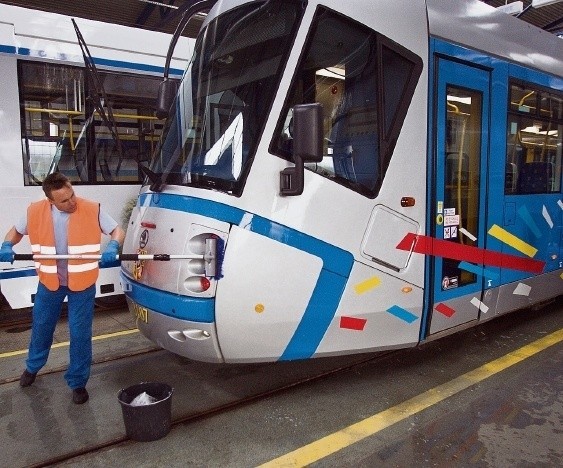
13, 254, 201, 261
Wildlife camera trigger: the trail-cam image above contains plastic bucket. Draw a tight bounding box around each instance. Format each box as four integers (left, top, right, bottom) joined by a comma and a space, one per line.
117, 382, 173, 442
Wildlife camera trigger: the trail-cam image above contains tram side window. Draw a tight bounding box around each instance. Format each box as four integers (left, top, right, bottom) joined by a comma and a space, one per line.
271, 7, 422, 197
505, 82, 562, 194
18, 60, 171, 185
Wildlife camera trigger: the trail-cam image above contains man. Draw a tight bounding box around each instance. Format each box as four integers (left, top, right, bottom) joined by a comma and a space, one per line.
0, 172, 125, 404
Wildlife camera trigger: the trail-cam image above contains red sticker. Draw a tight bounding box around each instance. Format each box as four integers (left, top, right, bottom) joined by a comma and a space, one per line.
396, 233, 544, 274
435, 303, 456, 318
340, 316, 367, 331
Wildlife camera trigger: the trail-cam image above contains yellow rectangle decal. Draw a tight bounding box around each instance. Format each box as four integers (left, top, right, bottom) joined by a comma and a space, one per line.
354, 276, 381, 294
488, 224, 537, 258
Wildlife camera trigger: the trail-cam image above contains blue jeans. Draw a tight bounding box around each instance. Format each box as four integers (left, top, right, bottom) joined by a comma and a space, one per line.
26, 283, 96, 389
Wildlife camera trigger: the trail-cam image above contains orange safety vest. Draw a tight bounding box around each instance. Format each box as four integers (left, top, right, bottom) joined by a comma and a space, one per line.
27, 198, 102, 291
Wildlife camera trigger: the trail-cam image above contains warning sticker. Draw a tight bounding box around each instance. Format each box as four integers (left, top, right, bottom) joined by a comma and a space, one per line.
444, 214, 460, 227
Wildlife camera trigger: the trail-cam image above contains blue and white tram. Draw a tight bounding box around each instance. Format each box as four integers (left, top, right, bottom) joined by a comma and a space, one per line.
0, 4, 194, 312
120, 0, 563, 363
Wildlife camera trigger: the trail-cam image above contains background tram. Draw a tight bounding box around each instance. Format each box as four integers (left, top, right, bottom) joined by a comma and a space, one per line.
0, 4, 194, 313
120, 0, 563, 363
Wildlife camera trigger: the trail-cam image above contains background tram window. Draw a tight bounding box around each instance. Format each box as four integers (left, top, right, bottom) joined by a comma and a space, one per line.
18, 60, 171, 185
505, 82, 562, 195
271, 7, 421, 197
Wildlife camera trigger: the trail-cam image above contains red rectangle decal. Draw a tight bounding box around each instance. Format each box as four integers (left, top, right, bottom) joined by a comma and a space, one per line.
435, 303, 456, 318
340, 316, 367, 331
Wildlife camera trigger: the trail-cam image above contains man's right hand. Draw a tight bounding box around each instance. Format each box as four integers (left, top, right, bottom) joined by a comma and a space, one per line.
0, 241, 15, 263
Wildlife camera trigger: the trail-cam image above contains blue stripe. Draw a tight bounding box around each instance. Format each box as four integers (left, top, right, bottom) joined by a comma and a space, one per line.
0, 268, 37, 280
92, 57, 184, 77
517, 206, 542, 239
0, 45, 16, 54
387, 305, 418, 324
0, 43, 184, 77
139, 192, 245, 225
279, 270, 348, 360
458, 261, 500, 280
121, 272, 214, 322
136, 193, 355, 359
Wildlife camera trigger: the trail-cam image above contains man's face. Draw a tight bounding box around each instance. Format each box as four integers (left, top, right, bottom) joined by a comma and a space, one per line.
49, 183, 77, 213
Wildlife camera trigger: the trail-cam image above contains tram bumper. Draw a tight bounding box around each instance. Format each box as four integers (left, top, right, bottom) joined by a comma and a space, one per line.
121, 274, 224, 363
127, 297, 223, 362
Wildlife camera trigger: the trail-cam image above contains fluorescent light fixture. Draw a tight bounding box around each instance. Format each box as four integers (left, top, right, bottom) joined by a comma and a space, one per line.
532, 0, 563, 8
496, 1, 524, 15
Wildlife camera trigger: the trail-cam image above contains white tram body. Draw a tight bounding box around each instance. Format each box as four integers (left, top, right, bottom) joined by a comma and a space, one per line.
120, 0, 563, 363
0, 4, 193, 310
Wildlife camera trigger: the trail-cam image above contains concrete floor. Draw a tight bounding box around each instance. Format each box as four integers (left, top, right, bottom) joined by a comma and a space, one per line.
0, 299, 561, 467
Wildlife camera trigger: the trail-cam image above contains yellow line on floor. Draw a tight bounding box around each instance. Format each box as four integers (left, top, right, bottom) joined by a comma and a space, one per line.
259, 328, 563, 468
0, 328, 139, 358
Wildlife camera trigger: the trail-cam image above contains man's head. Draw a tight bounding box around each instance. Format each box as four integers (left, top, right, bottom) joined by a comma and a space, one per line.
43, 172, 77, 213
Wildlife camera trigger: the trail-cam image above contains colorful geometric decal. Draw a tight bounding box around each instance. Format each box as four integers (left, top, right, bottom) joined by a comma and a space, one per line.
517, 206, 542, 238
396, 233, 544, 274
339, 316, 367, 331
488, 225, 538, 258
354, 276, 381, 294
542, 206, 553, 229
386, 305, 418, 323
513, 283, 531, 296
458, 261, 499, 280
459, 228, 477, 242
470, 297, 489, 314
435, 303, 456, 317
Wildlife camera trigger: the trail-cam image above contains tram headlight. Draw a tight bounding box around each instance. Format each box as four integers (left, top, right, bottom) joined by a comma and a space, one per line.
183, 276, 211, 293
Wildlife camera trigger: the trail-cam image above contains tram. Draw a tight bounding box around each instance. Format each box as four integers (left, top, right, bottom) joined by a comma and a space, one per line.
0, 4, 194, 311
120, 0, 563, 363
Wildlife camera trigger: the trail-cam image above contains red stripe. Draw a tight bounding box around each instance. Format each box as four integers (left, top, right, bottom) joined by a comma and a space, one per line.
396, 233, 544, 274
435, 303, 456, 318
340, 316, 367, 331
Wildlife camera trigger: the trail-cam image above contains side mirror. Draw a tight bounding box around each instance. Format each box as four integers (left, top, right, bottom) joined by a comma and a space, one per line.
155, 78, 177, 119
280, 103, 323, 196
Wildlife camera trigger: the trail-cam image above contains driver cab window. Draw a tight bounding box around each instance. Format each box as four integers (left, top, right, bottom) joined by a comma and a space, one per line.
272, 7, 422, 197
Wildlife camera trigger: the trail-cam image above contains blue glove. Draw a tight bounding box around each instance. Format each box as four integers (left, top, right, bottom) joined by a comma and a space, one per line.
0, 241, 15, 264
100, 240, 120, 267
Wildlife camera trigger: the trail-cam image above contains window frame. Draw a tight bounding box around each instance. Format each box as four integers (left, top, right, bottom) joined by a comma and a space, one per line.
270, 6, 423, 198
505, 79, 563, 195
17, 59, 172, 186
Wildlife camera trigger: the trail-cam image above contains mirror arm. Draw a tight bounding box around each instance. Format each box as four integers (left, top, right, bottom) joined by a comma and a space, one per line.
280, 156, 305, 196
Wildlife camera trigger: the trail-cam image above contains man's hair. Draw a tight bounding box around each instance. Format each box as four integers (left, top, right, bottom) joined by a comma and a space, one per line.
42, 172, 71, 199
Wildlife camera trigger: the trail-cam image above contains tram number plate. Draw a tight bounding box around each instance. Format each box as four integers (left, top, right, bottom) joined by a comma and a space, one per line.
132, 303, 148, 323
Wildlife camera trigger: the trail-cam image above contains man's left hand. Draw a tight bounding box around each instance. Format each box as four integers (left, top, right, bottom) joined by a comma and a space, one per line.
100, 240, 120, 267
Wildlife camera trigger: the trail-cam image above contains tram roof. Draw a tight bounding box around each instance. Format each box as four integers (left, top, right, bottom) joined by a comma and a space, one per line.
429, 0, 563, 78
0, 0, 562, 39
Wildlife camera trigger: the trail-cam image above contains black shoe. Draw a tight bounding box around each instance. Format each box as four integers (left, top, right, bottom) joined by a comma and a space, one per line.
72, 387, 89, 404
19, 370, 37, 387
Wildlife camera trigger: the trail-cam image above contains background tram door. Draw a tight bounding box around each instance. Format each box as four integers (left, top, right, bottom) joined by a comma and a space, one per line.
429, 59, 494, 335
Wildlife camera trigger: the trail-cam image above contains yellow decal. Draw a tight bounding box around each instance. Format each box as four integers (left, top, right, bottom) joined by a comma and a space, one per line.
488, 225, 537, 258
255, 304, 265, 313
133, 249, 147, 280
354, 276, 381, 295
132, 303, 148, 323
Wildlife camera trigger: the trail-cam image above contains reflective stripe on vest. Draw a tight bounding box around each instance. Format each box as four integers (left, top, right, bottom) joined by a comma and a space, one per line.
27, 198, 102, 291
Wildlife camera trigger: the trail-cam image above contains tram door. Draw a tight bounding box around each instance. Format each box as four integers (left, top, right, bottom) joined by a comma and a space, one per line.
429, 59, 491, 335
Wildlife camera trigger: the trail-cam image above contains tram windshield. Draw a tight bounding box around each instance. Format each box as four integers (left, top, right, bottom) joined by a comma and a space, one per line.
148, 0, 304, 194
